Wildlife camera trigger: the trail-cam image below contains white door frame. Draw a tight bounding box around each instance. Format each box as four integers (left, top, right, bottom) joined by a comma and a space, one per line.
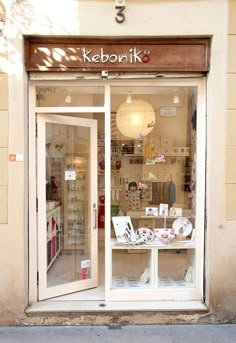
28, 81, 107, 303
104, 78, 206, 302
37, 114, 98, 300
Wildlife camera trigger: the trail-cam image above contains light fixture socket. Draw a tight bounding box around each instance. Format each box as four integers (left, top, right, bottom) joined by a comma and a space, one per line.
126, 94, 132, 103
173, 94, 180, 104
65, 94, 71, 104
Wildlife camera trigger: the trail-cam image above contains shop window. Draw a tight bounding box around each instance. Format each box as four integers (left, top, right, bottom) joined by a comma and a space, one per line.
109, 85, 200, 300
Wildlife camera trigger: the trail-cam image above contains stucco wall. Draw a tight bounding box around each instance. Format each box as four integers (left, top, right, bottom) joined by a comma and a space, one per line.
211, 0, 236, 322
0, 0, 235, 324
226, 1, 236, 218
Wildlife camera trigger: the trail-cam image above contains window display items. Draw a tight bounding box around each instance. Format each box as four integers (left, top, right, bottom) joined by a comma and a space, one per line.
98, 194, 105, 229
172, 217, 193, 239
144, 143, 166, 164
46, 176, 58, 201
112, 216, 136, 244
111, 204, 120, 217
112, 273, 149, 288
135, 228, 155, 243
128, 191, 140, 210
125, 179, 152, 203
128, 181, 138, 191
168, 178, 176, 207
169, 207, 183, 217
159, 203, 169, 216
154, 228, 175, 244
98, 149, 105, 171
116, 98, 156, 139
138, 181, 145, 200
126, 180, 140, 210
145, 207, 158, 216
139, 268, 150, 284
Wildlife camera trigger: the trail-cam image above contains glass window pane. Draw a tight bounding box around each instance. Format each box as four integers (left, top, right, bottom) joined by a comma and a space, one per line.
110, 85, 197, 289
36, 86, 104, 107
45, 122, 92, 288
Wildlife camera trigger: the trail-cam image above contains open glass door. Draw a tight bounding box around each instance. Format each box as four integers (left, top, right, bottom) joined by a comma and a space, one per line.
37, 114, 98, 300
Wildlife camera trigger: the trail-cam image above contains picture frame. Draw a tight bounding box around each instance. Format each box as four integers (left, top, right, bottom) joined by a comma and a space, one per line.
159, 203, 169, 216
112, 216, 136, 244
169, 207, 183, 217
160, 107, 177, 117
145, 207, 158, 216
125, 178, 152, 201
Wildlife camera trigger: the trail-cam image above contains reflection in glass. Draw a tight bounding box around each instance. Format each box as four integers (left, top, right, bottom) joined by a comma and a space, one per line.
45, 123, 91, 287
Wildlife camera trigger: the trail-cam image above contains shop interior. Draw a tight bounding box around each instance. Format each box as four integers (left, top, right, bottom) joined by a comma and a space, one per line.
36, 83, 198, 300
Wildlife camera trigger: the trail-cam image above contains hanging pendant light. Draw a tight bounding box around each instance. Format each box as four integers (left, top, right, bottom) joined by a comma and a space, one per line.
65, 93, 72, 104
173, 89, 180, 104
116, 98, 156, 139
173, 94, 180, 104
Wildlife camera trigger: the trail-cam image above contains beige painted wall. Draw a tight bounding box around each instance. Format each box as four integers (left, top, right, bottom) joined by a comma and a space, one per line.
1, 0, 236, 324
210, 0, 236, 320
0, 0, 28, 324
0, 41, 8, 224
226, 2, 236, 219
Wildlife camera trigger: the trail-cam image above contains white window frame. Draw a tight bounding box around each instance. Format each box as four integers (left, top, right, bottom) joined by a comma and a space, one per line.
28, 76, 206, 310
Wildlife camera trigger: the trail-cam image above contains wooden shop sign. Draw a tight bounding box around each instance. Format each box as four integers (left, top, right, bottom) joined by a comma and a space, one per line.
24, 36, 210, 72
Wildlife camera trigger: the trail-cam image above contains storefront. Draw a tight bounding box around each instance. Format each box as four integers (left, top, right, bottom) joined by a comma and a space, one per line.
26, 37, 209, 311
1, 0, 236, 325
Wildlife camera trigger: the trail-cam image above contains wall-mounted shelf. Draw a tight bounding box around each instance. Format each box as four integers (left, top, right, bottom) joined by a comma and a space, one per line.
63, 154, 88, 251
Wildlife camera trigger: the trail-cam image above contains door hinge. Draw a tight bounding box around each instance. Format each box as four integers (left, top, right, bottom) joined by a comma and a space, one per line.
36, 122, 38, 137
37, 271, 39, 286
36, 198, 38, 212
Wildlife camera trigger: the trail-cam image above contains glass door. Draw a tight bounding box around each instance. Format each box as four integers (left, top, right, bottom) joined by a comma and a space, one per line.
37, 114, 98, 300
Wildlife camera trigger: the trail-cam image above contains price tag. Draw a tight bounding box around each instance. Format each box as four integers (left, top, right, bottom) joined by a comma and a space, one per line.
81, 259, 91, 268
65, 170, 76, 181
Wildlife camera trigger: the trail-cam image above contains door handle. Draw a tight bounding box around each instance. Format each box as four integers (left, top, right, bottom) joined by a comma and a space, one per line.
93, 203, 97, 229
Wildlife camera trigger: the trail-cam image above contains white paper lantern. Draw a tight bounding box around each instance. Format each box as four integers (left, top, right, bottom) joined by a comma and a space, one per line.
116, 99, 156, 139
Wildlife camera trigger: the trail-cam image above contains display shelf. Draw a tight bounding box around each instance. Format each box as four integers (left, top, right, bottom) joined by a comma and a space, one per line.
111, 248, 154, 289
110, 238, 195, 250
183, 156, 192, 192
109, 215, 196, 297
112, 276, 153, 289
158, 277, 195, 288
127, 212, 194, 237
63, 154, 88, 251
109, 242, 196, 295
46, 206, 61, 270
157, 249, 195, 288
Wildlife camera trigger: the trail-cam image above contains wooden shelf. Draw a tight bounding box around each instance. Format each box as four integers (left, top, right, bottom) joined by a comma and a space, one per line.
110, 238, 195, 250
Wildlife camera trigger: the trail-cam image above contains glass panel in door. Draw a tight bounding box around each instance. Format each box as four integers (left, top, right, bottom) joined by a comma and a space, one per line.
37, 114, 98, 300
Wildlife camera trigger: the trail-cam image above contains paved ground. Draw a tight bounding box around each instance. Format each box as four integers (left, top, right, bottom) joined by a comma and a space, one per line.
0, 325, 236, 343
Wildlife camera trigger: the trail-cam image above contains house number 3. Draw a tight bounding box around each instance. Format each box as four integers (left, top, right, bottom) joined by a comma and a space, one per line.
115, 4, 126, 23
